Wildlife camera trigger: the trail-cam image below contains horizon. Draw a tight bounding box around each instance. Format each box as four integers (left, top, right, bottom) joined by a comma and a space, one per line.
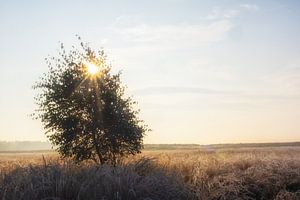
1, 0, 300, 144
1, 140, 300, 153
1, 140, 299, 146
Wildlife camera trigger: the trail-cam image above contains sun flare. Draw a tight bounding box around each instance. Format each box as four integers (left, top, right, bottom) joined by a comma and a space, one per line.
85, 62, 99, 75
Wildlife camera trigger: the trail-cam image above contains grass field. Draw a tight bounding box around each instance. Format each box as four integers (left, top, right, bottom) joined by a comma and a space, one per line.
0, 146, 299, 200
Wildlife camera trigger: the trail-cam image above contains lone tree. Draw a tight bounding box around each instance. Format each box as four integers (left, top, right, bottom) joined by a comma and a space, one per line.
33, 39, 148, 165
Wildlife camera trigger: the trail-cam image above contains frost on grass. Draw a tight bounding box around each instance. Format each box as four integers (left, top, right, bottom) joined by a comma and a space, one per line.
0, 148, 300, 200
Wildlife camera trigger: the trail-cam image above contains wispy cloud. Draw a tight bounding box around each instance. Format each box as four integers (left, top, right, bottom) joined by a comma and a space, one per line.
204, 4, 259, 20
133, 86, 234, 96
240, 4, 259, 11
133, 86, 300, 101
205, 8, 240, 20
110, 20, 233, 46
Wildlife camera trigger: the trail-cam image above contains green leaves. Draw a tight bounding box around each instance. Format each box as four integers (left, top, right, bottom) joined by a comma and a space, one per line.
34, 39, 149, 165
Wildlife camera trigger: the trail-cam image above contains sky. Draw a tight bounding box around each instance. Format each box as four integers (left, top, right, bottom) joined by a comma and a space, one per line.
0, 0, 300, 144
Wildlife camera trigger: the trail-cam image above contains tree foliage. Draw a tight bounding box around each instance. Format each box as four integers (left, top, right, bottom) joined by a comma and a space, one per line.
33, 39, 148, 165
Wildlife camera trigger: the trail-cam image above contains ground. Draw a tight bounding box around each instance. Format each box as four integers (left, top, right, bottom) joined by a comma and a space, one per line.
0, 146, 299, 200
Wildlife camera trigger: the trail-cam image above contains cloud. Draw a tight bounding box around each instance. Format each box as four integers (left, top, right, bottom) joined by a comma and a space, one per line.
133, 86, 233, 96
205, 4, 259, 20
133, 86, 300, 101
240, 4, 259, 11
108, 4, 259, 48
205, 8, 240, 20
110, 20, 233, 47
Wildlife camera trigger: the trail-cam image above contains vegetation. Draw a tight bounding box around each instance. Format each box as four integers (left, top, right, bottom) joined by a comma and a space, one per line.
0, 141, 51, 152
33, 39, 148, 165
1, 147, 299, 200
2, 141, 299, 152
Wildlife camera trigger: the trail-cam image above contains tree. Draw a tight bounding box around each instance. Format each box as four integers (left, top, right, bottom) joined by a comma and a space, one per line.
33, 39, 148, 165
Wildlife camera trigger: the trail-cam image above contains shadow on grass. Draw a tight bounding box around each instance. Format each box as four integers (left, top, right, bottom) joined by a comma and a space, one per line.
1, 153, 300, 200
0, 157, 195, 200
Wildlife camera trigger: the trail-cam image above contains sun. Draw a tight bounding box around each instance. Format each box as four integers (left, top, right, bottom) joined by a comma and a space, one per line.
84, 62, 99, 75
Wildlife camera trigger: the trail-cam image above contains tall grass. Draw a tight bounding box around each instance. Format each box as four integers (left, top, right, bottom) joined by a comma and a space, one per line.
1, 148, 299, 200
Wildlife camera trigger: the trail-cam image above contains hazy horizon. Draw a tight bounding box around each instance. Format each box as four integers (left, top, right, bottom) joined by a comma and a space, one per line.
1, 140, 299, 144
1, 0, 300, 144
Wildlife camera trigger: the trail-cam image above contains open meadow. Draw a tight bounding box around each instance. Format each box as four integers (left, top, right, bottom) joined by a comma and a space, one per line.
2, 1, 300, 200
1, 146, 299, 200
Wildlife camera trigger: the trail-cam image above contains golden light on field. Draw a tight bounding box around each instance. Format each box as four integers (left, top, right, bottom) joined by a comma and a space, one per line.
84, 62, 100, 75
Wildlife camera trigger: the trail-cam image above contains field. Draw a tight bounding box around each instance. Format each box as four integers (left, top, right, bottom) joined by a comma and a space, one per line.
0, 146, 300, 200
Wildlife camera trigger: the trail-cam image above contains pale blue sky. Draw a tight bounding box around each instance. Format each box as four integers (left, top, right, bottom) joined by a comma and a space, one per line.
0, 0, 300, 144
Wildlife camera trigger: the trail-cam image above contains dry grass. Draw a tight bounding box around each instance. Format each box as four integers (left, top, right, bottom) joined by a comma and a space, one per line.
0, 147, 299, 200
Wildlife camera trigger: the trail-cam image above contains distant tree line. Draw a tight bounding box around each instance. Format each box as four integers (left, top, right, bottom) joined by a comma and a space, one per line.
206, 142, 300, 149
0, 141, 52, 152
1, 141, 299, 152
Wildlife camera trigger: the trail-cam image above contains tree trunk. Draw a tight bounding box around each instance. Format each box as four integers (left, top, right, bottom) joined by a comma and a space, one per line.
92, 132, 103, 164
92, 82, 104, 165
